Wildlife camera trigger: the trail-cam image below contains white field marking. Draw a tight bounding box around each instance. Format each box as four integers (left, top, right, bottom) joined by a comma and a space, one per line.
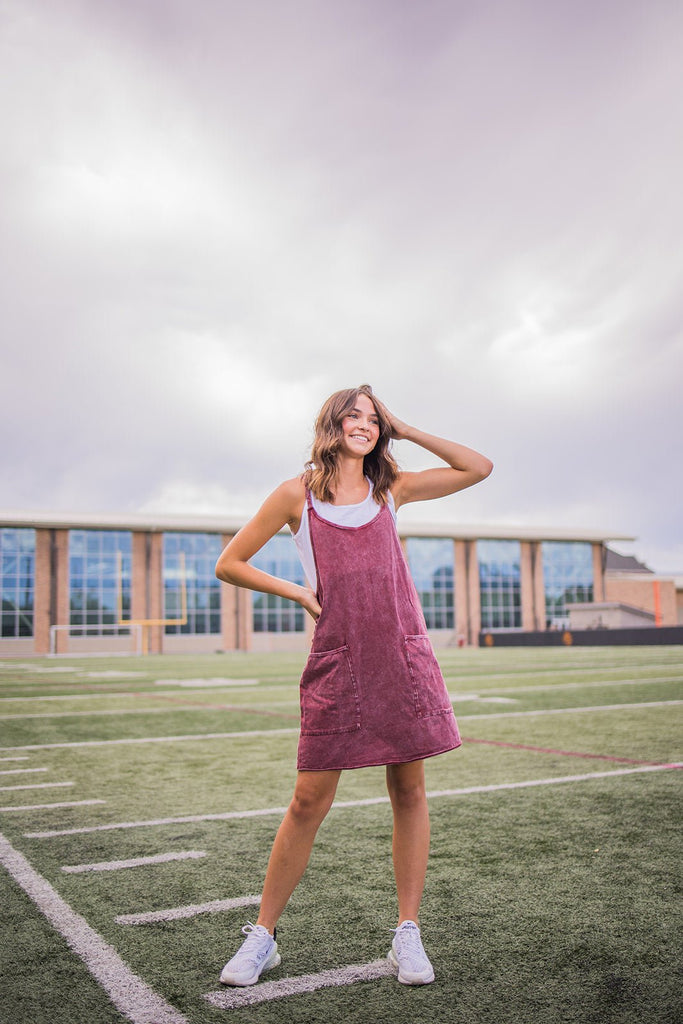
0, 831, 189, 1024
63, 850, 206, 874
0, 663, 77, 673
206, 958, 397, 1008
1, 799, 105, 813
0, 766, 47, 775
0, 755, 30, 760
458, 699, 683, 721
449, 693, 519, 703
460, 675, 683, 696
83, 672, 147, 679
116, 894, 261, 925
154, 678, 258, 687
451, 663, 683, 681
0, 727, 299, 752
2, 675, 677, 705
0, 705, 270, 721
24, 763, 682, 839
0, 687, 266, 703
3, 699, 680, 755
0, 781, 73, 793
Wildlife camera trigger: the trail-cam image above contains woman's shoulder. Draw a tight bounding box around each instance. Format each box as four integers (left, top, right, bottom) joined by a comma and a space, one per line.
277, 475, 306, 499
269, 475, 306, 528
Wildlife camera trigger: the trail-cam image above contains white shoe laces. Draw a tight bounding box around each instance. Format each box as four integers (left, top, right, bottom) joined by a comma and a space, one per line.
393, 921, 428, 970
234, 922, 273, 967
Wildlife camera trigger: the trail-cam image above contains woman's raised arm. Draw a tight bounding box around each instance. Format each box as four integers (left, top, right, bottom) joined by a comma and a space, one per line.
384, 408, 493, 510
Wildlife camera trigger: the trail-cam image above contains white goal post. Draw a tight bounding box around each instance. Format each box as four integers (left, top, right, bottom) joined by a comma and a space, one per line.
49, 623, 143, 656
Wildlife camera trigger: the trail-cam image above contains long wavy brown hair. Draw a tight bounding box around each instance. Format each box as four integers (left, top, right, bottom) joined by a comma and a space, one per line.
302, 384, 399, 504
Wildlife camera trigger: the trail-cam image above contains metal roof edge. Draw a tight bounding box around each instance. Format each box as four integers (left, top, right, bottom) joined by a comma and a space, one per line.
0, 509, 635, 543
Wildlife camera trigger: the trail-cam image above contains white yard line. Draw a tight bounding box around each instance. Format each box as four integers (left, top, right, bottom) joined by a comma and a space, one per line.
0, 706, 265, 721
0, 782, 73, 793
0, 727, 298, 752
451, 675, 683, 696
451, 663, 683, 681
206, 958, 396, 1008
24, 763, 681, 839
0, 686, 270, 703
116, 894, 261, 925
1, 799, 105, 813
1, 672, 679, 706
0, 831, 188, 1024
458, 699, 683, 720
0, 755, 30, 760
2, 699, 681, 754
0, 767, 47, 775
63, 850, 206, 874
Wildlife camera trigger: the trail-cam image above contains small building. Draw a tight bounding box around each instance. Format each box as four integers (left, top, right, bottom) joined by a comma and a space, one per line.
567, 602, 656, 631
603, 548, 680, 627
0, 510, 677, 656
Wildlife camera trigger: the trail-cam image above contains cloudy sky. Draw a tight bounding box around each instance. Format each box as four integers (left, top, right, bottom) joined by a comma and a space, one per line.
1, 0, 681, 571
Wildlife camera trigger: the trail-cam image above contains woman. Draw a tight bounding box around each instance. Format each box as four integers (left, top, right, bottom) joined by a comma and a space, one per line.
215, 384, 492, 987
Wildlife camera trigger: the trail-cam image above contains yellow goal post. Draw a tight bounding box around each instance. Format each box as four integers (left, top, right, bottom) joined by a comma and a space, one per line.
116, 550, 188, 654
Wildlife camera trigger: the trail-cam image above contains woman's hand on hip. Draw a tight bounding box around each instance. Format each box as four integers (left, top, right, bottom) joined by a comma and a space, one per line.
298, 586, 322, 621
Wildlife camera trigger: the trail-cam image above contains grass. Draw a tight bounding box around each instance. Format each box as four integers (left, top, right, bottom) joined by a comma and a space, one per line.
0, 646, 681, 1024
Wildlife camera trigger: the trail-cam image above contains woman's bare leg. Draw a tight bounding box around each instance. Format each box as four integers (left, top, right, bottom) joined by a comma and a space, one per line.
385, 760, 430, 924
256, 769, 341, 933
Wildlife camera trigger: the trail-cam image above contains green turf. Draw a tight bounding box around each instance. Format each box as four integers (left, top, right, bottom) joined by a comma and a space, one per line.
0, 646, 681, 1024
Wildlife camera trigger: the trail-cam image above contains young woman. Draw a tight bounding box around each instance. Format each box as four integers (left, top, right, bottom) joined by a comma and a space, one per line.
215, 384, 492, 987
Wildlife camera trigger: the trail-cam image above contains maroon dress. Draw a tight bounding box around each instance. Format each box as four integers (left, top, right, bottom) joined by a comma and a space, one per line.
297, 491, 461, 770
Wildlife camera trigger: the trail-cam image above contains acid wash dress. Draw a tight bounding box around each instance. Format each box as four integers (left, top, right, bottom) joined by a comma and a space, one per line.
296, 489, 461, 771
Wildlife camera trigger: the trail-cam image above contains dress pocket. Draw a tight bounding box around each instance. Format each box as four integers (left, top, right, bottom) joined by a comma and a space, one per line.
300, 644, 361, 736
403, 634, 453, 719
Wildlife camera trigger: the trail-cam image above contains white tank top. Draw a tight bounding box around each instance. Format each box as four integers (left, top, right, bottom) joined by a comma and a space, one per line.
291, 480, 397, 590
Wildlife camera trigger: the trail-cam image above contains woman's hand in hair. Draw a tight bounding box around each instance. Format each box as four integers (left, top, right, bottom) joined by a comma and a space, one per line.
375, 399, 410, 441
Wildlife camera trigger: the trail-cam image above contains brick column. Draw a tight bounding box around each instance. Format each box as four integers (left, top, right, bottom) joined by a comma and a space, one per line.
466, 540, 481, 645
219, 533, 238, 651
592, 542, 605, 602
147, 533, 163, 654
532, 541, 547, 631
33, 529, 52, 654
131, 533, 147, 622
520, 541, 536, 631
454, 540, 469, 644
236, 587, 251, 651
52, 530, 70, 653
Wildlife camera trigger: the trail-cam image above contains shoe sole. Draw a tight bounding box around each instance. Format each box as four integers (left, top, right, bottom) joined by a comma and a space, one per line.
387, 947, 435, 985
220, 949, 282, 986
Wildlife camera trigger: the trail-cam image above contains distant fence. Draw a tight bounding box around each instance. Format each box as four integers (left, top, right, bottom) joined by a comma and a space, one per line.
479, 627, 683, 647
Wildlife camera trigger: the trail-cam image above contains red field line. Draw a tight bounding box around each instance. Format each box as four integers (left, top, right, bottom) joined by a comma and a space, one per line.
461, 736, 679, 767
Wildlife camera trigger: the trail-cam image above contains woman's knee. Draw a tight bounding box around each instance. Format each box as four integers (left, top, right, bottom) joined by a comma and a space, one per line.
386, 763, 427, 809
289, 772, 339, 824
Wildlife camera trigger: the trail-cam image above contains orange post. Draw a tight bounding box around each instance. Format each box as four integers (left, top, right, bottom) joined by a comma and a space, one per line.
653, 580, 662, 627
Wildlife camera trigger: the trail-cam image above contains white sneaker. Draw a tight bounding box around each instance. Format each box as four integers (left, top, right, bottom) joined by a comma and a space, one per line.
387, 920, 435, 985
219, 922, 281, 986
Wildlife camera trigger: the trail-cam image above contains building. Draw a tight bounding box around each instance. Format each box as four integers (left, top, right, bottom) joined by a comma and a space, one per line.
0, 511, 678, 656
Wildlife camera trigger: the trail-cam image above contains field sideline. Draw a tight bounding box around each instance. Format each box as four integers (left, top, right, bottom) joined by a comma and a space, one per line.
0, 645, 681, 1024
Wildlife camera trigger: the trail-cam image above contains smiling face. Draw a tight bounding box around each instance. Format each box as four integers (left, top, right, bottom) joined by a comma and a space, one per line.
339, 392, 380, 458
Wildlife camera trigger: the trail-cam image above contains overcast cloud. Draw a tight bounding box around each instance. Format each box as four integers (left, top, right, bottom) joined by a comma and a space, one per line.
1, 0, 681, 571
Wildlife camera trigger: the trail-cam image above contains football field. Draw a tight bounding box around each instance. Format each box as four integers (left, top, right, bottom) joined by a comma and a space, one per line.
0, 645, 681, 1024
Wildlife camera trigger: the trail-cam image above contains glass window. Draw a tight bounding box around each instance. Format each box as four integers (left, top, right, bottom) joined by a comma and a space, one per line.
542, 541, 594, 628
163, 533, 223, 635
1, 528, 35, 637
478, 540, 522, 630
251, 534, 306, 633
405, 537, 454, 630
69, 531, 132, 636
